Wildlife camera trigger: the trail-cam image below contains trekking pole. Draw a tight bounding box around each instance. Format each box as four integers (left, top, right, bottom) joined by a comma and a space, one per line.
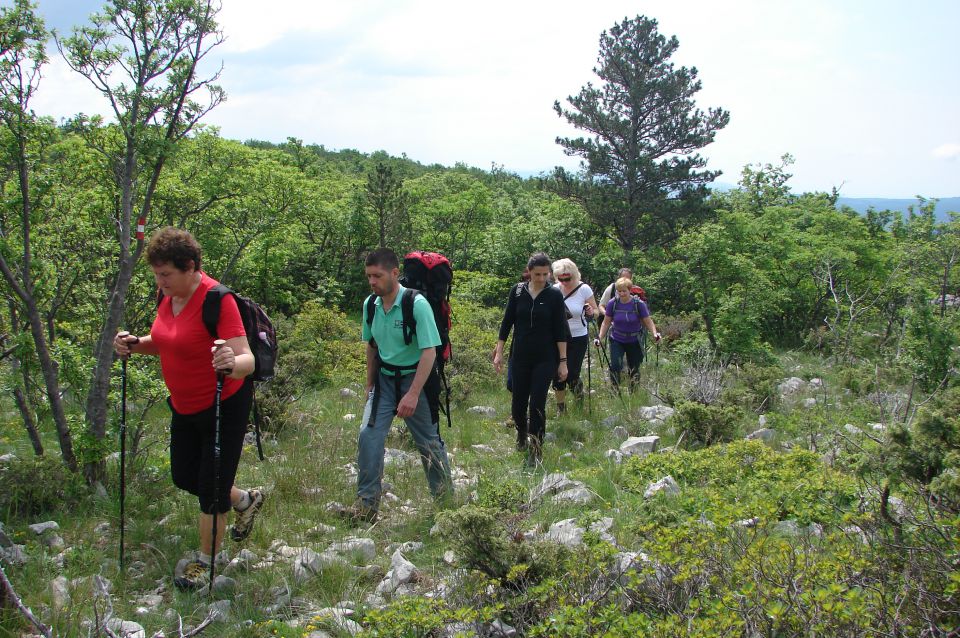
586, 332, 592, 416
117, 331, 138, 571
210, 339, 230, 592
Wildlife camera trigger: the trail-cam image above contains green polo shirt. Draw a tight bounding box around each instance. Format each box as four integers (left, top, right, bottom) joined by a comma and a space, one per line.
362, 286, 441, 368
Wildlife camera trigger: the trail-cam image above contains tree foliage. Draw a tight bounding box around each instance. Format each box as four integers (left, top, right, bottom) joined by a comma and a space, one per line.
553, 15, 729, 254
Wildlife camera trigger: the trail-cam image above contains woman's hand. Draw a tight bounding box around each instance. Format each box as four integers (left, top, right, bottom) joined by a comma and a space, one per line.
557, 361, 568, 382
114, 331, 139, 357
493, 350, 504, 374
211, 342, 236, 374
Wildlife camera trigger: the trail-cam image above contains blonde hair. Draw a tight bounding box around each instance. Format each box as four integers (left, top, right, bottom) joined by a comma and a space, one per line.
552, 258, 581, 284
615, 276, 634, 292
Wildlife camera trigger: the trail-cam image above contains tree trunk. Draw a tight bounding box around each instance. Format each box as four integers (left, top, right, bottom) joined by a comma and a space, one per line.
84, 255, 135, 483
10, 351, 43, 457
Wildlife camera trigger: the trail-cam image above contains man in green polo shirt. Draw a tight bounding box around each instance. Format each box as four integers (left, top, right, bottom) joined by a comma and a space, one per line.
348, 248, 452, 523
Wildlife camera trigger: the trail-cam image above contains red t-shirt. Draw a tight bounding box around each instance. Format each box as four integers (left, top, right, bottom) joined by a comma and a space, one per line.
151, 273, 246, 414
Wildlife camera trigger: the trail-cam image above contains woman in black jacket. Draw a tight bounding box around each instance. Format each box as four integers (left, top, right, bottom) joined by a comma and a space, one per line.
493, 252, 568, 466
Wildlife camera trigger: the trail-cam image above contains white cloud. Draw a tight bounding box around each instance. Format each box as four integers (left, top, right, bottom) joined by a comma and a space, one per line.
932, 144, 960, 161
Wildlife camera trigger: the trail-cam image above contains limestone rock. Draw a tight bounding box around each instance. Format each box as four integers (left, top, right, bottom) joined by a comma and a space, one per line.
207, 599, 231, 622
384, 448, 417, 466
105, 619, 146, 638
601, 414, 621, 428
638, 405, 675, 423
604, 449, 624, 464
1, 544, 28, 566
612, 425, 630, 441
778, 377, 806, 395
376, 550, 419, 594
644, 476, 680, 499
0, 523, 13, 548
471, 444, 495, 453
467, 406, 496, 418
802, 397, 817, 409
745, 428, 775, 442
544, 519, 585, 547
340, 387, 358, 398
28, 521, 59, 535
489, 619, 518, 637
552, 486, 594, 505
50, 576, 70, 610
328, 537, 377, 562
620, 435, 660, 457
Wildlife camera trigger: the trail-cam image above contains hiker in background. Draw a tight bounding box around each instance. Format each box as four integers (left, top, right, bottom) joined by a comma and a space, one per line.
113, 227, 264, 591
595, 276, 661, 391
504, 267, 531, 396
346, 248, 452, 524
598, 267, 633, 316
552, 258, 599, 414
493, 252, 568, 467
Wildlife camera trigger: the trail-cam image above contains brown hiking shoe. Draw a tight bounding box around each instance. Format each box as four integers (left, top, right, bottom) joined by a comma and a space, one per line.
173, 560, 210, 591
230, 488, 264, 542
330, 500, 378, 525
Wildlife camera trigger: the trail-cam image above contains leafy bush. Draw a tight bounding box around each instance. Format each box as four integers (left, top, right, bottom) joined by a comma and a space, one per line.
435, 505, 569, 585
723, 361, 785, 411
447, 299, 500, 403
672, 400, 743, 447
452, 270, 512, 307
0, 455, 86, 517
621, 440, 857, 526
257, 302, 365, 432
887, 386, 960, 509
360, 597, 461, 637
475, 477, 527, 512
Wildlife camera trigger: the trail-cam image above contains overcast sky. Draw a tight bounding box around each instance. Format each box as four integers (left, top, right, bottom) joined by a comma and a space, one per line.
17, 0, 960, 198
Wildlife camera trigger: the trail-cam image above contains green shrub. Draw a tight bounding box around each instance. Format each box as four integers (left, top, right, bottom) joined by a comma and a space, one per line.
0, 454, 86, 517
452, 270, 512, 307
475, 477, 527, 512
672, 400, 743, 447
257, 302, 365, 431
724, 361, 785, 411
435, 505, 569, 586
360, 597, 459, 637
447, 299, 500, 403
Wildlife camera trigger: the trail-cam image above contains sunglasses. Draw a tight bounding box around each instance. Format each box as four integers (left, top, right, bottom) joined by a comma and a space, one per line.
558, 276, 572, 282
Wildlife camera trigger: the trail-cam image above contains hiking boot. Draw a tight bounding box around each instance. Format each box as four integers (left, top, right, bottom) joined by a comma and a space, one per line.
331, 500, 378, 525
173, 560, 210, 591
230, 488, 264, 542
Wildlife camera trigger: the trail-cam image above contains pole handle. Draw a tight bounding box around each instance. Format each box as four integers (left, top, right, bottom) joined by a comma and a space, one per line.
212, 339, 232, 378
118, 331, 140, 359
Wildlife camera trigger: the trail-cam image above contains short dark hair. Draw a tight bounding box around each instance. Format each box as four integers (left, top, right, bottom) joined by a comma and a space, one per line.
527, 252, 551, 270
365, 247, 399, 270
146, 226, 201, 271
618, 267, 633, 278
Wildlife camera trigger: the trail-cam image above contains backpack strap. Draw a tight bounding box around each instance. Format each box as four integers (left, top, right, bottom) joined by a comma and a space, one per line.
400, 288, 418, 346
201, 284, 232, 338
365, 294, 378, 339
562, 282, 584, 301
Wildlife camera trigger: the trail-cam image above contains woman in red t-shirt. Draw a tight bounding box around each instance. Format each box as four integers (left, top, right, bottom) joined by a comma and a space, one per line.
114, 227, 264, 591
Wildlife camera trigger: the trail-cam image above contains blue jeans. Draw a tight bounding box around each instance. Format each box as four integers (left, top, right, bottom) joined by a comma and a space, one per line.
609, 338, 644, 390
357, 370, 452, 509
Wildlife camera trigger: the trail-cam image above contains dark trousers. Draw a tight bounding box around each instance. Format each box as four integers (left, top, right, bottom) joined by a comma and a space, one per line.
511, 354, 556, 449
553, 334, 588, 396
609, 338, 644, 391
169, 379, 253, 514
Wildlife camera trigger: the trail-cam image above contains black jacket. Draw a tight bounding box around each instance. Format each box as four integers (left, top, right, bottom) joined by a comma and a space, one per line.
499, 283, 567, 360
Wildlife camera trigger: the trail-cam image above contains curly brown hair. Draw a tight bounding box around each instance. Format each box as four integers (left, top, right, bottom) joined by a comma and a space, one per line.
145, 227, 202, 272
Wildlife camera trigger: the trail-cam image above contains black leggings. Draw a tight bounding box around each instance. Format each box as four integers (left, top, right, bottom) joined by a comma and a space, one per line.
553, 334, 588, 395
511, 354, 556, 448
169, 379, 253, 514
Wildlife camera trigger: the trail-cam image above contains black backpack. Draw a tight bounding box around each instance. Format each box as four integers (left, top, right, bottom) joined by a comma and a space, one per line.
201, 285, 278, 382
199, 284, 278, 460
364, 251, 454, 427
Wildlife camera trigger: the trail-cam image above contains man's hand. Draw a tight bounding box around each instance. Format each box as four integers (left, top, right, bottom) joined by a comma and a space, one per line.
396, 390, 419, 418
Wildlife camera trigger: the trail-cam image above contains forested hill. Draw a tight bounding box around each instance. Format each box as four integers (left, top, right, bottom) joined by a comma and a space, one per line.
837, 196, 960, 220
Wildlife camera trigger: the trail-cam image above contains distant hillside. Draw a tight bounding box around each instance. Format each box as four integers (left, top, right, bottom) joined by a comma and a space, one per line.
836, 197, 960, 221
